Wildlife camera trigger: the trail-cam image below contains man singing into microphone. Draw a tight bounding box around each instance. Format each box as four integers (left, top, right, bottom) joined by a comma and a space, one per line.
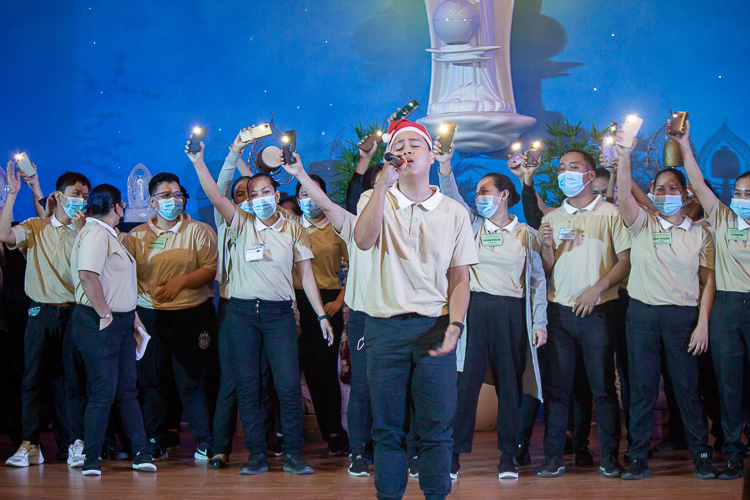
354, 119, 477, 500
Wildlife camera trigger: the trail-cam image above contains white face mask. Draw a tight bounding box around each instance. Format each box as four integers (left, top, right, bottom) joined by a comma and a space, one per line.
558, 171, 591, 198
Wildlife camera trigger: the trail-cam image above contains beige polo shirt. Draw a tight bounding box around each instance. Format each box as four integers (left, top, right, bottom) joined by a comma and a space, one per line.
627, 208, 714, 306
72, 218, 138, 313
543, 196, 631, 307
705, 201, 750, 292
228, 209, 313, 301
123, 213, 218, 310
216, 220, 234, 300
334, 211, 374, 313
357, 184, 478, 318
9, 215, 77, 304
292, 216, 348, 291
471, 216, 539, 298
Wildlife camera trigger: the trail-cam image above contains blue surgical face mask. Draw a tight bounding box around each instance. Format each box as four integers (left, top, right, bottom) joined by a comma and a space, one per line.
730, 197, 750, 220
238, 200, 252, 213
475, 195, 499, 218
156, 198, 183, 221
557, 171, 591, 198
652, 194, 685, 216
647, 193, 655, 202
299, 198, 323, 218
62, 195, 85, 219
251, 195, 276, 219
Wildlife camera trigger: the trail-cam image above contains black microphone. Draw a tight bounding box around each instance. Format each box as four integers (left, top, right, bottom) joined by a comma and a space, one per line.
384, 152, 405, 166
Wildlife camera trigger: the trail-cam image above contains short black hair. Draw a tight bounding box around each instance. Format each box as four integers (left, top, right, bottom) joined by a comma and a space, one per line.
296, 174, 326, 197
248, 172, 279, 192
84, 184, 123, 217
362, 163, 384, 191
565, 149, 596, 171
481, 172, 520, 207
595, 167, 611, 180
231, 176, 252, 200
149, 172, 181, 196
56, 172, 91, 193
736, 172, 750, 184
654, 167, 687, 192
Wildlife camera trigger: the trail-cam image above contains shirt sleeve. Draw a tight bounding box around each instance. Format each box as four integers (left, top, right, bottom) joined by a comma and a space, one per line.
522, 184, 545, 230
292, 223, 314, 263
626, 206, 648, 234
333, 211, 356, 245
229, 205, 249, 237
76, 227, 110, 275
528, 248, 548, 332
699, 227, 715, 270
612, 209, 633, 254
215, 151, 241, 228
195, 224, 219, 271
8, 219, 36, 253
449, 207, 479, 268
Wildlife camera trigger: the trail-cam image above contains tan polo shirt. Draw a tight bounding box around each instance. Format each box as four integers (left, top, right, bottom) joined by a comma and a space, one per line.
334, 211, 374, 313
626, 209, 714, 306
123, 213, 218, 310
9, 215, 77, 304
292, 216, 348, 291
357, 184, 478, 318
72, 218, 138, 312
216, 220, 234, 300
228, 209, 313, 301
471, 216, 539, 298
705, 201, 750, 292
543, 196, 631, 307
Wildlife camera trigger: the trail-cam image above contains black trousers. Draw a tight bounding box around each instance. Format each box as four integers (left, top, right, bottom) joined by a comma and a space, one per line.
540, 303, 621, 459
626, 299, 711, 461
296, 289, 345, 441
608, 289, 632, 447
71, 305, 147, 459
452, 293, 524, 458
346, 309, 372, 456
21, 301, 73, 445
136, 300, 214, 444
710, 291, 750, 461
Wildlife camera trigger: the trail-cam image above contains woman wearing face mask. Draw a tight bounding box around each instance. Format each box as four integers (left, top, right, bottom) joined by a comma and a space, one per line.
677, 121, 749, 480
187, 139, 333, 476
436, 141, 548, 480
293, 174, 351, 455
69, 184, 156, 476
123, 172, 218, 462
616, 134, 718, 481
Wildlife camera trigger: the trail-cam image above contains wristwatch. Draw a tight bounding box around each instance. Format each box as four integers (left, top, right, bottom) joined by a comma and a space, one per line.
318, 314, 331, 322
100, 312, 112, 320
451, 321, 465, 331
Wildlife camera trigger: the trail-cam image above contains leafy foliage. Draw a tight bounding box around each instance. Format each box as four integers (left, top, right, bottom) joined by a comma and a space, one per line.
331, 121, 387, 206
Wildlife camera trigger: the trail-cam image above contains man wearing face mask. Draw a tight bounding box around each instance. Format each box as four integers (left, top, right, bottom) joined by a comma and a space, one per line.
0, 163, 89, 468
123, 172, 218, 462
537, 150, 631, 478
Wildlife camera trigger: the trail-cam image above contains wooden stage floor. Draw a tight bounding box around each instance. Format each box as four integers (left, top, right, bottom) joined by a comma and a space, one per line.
0, 423, 744, 499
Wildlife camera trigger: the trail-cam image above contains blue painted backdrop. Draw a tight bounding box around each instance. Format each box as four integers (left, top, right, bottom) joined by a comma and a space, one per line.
2, 0, 749, 223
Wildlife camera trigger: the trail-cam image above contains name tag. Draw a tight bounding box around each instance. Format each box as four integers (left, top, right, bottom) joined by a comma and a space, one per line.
728, 229, 748, 242
558, 228, 577, 240
652, 232, 672, 245
148, 237, 167, 249
245, 247, 264, 262
481, 233, 503, 247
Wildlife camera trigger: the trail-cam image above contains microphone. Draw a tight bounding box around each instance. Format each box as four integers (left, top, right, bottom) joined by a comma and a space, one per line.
384, 152, 405, 166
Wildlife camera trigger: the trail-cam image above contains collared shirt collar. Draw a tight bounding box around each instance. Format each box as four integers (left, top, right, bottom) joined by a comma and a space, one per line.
658, 215, 692, 231
484, 215, 519, 233
254, 212, 285, 232
147, 213, 184, 236
89, 217, 118, 238
301, 215, 330, 230
739, 217, 750, 230
50, 214, 75, 231
562, 195, 601, 215
388, 183, 443, 211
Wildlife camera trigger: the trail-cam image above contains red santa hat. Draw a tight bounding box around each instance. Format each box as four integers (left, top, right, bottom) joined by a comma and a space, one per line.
382, 119, 432, 152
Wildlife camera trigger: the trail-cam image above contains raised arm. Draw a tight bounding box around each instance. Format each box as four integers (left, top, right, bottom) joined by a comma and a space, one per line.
0, 162, 22, 245
354, 161, 397, 251
185, 141, 236, 225
434, 140, 477, 220
615, 140, 640, 227
672, 120, 717, 214
21, 166, 45, 218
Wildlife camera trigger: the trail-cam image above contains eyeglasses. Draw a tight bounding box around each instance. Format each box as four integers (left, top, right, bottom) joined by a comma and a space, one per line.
152, 191, 185, 201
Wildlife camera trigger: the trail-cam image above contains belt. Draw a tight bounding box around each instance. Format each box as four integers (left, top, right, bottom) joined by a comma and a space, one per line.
45, 302, 75, 307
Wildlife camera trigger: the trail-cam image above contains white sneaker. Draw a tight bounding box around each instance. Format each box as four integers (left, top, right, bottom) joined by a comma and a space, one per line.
67, 439, 85, 468
5, 441, 44, 467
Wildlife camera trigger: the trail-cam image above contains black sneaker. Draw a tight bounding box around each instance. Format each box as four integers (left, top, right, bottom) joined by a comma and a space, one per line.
622, 458, 651, 480
498, 457, 518, 479
408, 455, 419, 478
82, 456, 102, 476
348, 454, 370, 477
694, 453, 718, 480
132, 451, 157, 472
598, 455, 624, 478
268, 434, 283, 456
328, 432, 350, 457
283, 454, 313, 475
147, 438, 168, 461
573, 445, 594, 466
653, 435, 687, 452
718, 460, 744, 480
101, 442, 128, 461
513, 443, 531, 466
450, 452, 460, 480
209, 454, 228, 469
240, 453, 268, 475
194, 438, 213, 461
537, 455, 566, 478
